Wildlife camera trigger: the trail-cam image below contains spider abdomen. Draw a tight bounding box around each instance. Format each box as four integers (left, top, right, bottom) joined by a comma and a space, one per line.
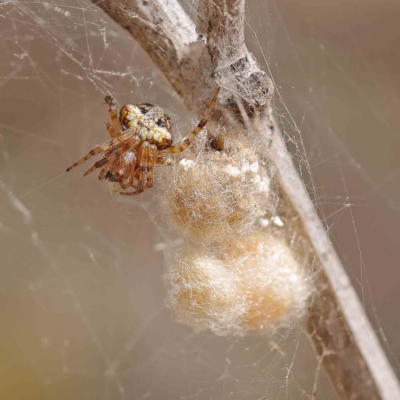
119, 103, 173, 150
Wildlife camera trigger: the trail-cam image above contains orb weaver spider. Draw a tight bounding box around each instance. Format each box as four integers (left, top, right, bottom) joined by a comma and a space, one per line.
66, 88, 220, 195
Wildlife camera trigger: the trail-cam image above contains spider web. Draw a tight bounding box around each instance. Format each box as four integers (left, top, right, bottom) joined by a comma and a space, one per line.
0, 1, 399, 399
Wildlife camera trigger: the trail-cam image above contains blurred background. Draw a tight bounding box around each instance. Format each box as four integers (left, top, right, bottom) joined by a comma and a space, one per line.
0, 0, 399, 399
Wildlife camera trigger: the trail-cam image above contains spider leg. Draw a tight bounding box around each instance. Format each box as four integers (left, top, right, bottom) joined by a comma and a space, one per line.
97, 150, 130, 181
120, 143, 157, 195
83, 155, 116, 177
112, 151, 138, 189
146, 145, 157, 189
105, 95, 124, 135
161, 87, 220, 154
66, 130, 138, 173
120, 175, 134, 190
98, 164, 110, 180
155, 155, 175, 166
105, 122, 118, 139
83, 137, 141, 177
155, 155, 175, 165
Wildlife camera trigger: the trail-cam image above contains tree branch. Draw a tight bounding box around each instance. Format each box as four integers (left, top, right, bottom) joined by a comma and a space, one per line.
92, 0, 400, 399
196, 0, 246, 65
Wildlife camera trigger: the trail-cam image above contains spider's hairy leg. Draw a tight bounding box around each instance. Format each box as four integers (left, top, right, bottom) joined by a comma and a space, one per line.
83, 155, 113, 177
120, 143, 157, 195
105, 95, 124, 135
98, 153, 125, 181
120, 175, 134, 190
155, 155, 175, 166
83, 136, 142, 177
146, 145, 157, 189
112, 151, 137, 189
161, 87, 220, 154
98, 163, 110, 180
66, 130, 138, 173
83, 136, 142, 176
66, 143, 112, 172
105, 122, 118, 139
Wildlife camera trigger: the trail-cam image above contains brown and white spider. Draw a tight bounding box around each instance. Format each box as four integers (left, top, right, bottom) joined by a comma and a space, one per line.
66, 88, 220, 195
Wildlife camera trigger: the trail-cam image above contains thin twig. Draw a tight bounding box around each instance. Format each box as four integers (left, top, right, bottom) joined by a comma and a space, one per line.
92, 1, 400, 399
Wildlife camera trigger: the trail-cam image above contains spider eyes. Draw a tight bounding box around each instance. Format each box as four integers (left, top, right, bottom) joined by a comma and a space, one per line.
136, 104, 168, 128
157, 119, 167, 128
138, 103, 155, 115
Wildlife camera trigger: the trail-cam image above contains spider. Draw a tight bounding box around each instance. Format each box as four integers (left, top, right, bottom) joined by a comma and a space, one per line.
66, 88, 220, 195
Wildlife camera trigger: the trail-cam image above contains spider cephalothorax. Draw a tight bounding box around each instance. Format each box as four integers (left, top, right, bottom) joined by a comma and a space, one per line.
66, 88, 219, 195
